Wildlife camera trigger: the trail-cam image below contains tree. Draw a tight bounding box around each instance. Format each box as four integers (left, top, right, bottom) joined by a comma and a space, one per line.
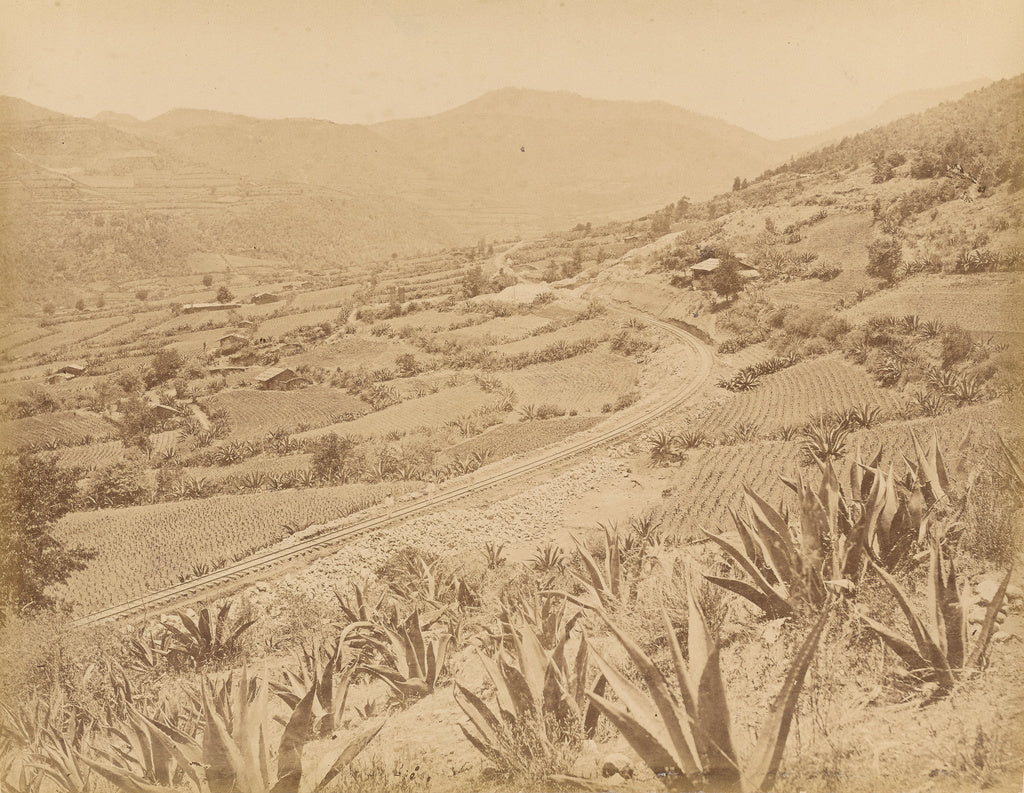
710, 259, 745, 303
202, 274, 214, 287
135, 289, 149, 301
732, 176, 742, 191
0, 454, 95, 618
311, 433, 360, 483
866, 236, 903, 284
84, 461, 148, 508
145, 346, 184, 388
118, 395, 162, 450
75, 297, 86, 311
216, 285, 234, 303
461, 265, 486, 298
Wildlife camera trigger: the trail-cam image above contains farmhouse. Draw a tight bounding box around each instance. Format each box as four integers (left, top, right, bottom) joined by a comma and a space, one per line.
182, 302, 242, 314
56, 363, 87, 377
147, 402, 180, 420
251, 292, 281, 304
689, 258, 762, 287
217, 333, 249, 352
254, 367, 310, 390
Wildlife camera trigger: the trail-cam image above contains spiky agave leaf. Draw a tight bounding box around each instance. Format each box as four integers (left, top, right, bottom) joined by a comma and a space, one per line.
586, 595, 830, 792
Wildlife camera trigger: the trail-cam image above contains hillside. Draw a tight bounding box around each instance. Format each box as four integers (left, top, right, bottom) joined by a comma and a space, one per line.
371, 88, 787, 230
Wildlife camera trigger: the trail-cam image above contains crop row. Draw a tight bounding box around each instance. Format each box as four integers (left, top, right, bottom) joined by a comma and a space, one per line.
700, 355, 904, 436
204, 386, 369, 440
55, 480, 417, 614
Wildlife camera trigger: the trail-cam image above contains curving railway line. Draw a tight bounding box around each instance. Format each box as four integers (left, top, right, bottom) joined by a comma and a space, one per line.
74, 312, 714, 628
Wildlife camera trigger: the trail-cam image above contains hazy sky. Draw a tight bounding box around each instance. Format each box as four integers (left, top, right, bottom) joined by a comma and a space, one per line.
2, 0, 1022, 139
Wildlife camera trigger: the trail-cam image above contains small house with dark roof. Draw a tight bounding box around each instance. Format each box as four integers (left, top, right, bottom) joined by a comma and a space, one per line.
251, 292, 281, 304
147, 402, 180, 421
254, 367, 307, 390
217, 333, 250, 352
56, 363, 87, 377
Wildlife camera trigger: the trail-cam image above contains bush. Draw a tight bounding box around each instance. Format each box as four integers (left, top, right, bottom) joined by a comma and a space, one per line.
866, 236, 903, 283
940, 325, 974, 369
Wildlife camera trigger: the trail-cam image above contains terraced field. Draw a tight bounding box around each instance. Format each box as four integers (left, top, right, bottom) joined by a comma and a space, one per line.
661, 439, 801, 536
505, 350, 639, 413
6, 315, 128, 357
438, 313, 551, 345
56, 480, 416, 614
0, 410, 113, 452
204, 386, 368, 439
492, 317, 614, 354
698, 355, 904, 436
295, 383, 495, 441
282, 336, 419, 371
57, 440, 127, 470
185, 452, 313, 485
441, 415, 603, 464
841, 273, 1024, 333
663, 398, 1019, 542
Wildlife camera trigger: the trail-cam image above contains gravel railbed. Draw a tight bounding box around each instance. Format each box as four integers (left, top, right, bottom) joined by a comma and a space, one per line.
244, 455, 629, 620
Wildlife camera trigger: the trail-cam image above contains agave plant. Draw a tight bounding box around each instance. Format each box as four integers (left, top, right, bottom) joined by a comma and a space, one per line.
530, 543, 566, 575
913, 389, 947, 417
80, 668, 384, 793
483, 541, 507, 569
648, 429, 683, 465
159, 603, 255, 670
858, 542, 1011, 698
731, 421, 762, 443
356, 611, 452, 702
677, 430, 708, 449
800, 419, 850, 463
239, 471, 266, 494
455, 615, 606, 776
271, 633, 363, 736
584, 582, 830, 792
951, 373, 984, 404
848, 403, 883, 429
705, 446, 918, 617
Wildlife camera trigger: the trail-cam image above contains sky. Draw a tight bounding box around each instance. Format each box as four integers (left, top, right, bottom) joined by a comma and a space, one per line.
1, 0, 1022, 139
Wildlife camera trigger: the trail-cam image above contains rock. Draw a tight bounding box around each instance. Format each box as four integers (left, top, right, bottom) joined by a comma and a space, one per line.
976, 579, 1002, 604
967, 607, 988, 625
992, 630, 1017, 643
604, 773, 625, 786
602, 752, 635, 779
1006, 583, 1023, 602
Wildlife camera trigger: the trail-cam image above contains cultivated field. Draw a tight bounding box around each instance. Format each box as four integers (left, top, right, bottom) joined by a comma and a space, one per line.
204, 386, 369, 439
505, 349, 639, 413
699, 354, 905, 435
55, 481, 417, 613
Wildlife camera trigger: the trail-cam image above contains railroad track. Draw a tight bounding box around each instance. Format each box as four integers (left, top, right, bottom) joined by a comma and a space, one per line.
74, 313, 714, 627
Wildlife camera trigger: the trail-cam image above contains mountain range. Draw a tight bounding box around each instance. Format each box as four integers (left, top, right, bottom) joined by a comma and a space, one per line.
0, 79, 995, 277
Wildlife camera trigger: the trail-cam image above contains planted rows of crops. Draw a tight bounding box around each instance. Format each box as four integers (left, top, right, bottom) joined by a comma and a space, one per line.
662, 439, 800, 534
55, 480, 418, 613
505, 350, 639, 414
492, 317, 616, 355
204, 387, 369, 440
0, 410, 113, 453
294, 383, 497, 441
702, 355, 904, 435
441, 415, 602, 465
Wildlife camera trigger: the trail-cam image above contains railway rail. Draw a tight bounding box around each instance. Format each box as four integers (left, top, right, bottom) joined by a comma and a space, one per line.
74, 312, 714, 627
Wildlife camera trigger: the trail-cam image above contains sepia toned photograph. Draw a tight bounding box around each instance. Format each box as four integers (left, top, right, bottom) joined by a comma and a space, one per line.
1, 1, 1022, 791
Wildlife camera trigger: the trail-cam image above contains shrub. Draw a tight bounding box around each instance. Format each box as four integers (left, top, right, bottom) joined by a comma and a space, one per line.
940, 325, 974, 369
866, 236, 903, 283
